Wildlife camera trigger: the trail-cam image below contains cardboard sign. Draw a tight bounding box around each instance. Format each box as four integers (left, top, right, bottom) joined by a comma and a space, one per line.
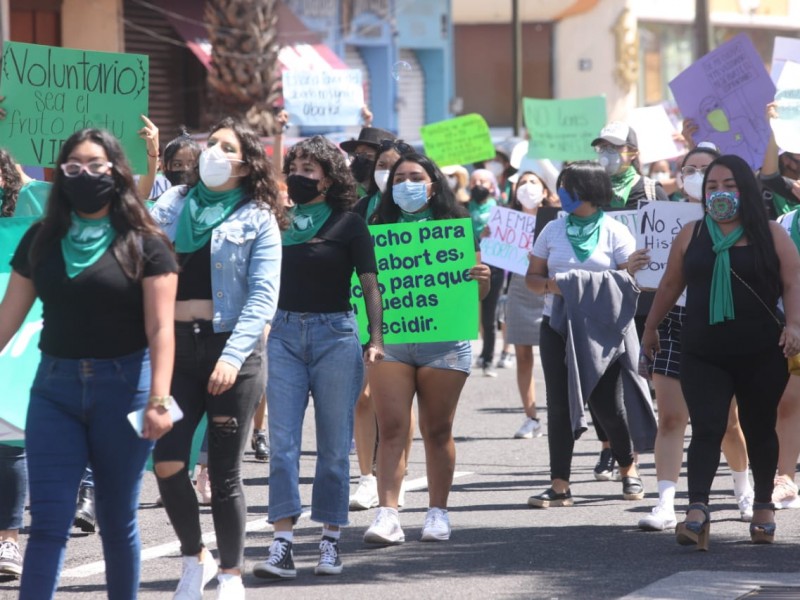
420, 114, 495, 167
479, 206, 536, 275
350, 219, 479, 344
626, 105, 683, 165
669, 34, 774, 170
523, 96, 607, 161
772, 61, 800, 154
0, 41, 149, 173
282, 69, 364, 127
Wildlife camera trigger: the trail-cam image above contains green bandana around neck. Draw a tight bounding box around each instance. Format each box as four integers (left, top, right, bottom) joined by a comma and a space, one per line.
60, 213, 116, 278
705, 215, 744, 325
282, 201, 333, 246
365, 191, 381, 222
610, 166, 638, 208
772, 191, 793, 217
565, 210, 604, 262
468, 198, 495, 237
790, 211, 800, 255
399, 207, 432, 223
174, 182, 243, 253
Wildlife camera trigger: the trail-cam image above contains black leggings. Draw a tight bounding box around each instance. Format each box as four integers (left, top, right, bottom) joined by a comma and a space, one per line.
480, 266, 506, 363
539, 317, 635, 481
154, 321, 265, 569
681, 348, 787, 505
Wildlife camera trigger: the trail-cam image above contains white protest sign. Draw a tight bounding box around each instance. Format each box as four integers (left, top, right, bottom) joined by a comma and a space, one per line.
771, 37, 800, 84
772, 61, 800, 154
556, 210, 639, 239
627, 106, 683, 165
479, 206, 536, 275
282, 69, 364, 126
635, 201, 703, 289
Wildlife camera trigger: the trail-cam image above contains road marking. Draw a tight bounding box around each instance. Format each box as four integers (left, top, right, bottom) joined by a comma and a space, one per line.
60, 471, 473, 579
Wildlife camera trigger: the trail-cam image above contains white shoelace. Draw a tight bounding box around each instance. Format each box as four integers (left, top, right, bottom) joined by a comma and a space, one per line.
424, 509, 448, 531
267, 539, 289, 564
318, 539, 338, 566
0, 540, 20, 561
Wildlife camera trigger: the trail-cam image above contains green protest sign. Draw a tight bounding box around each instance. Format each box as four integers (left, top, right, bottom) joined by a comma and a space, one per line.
0, 41, 149, 173
350, 219, 479, 344
0, 217, 42, 443
523, 96, 607, 161
420, 113, 496, 167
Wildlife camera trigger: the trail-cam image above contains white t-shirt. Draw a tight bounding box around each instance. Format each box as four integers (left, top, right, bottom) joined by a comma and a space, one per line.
531, 215, 636, 316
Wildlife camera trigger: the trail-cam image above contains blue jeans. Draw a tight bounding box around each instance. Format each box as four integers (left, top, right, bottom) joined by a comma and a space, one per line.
0, 444, 27, 530
267, 310, 363, 526
20, 350, 154, 600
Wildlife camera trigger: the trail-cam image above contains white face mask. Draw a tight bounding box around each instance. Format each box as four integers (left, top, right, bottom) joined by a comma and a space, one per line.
199, 144, 234, 188
516, 182, 544, 209
374, 169, 390, 194
682, 172, 704, 201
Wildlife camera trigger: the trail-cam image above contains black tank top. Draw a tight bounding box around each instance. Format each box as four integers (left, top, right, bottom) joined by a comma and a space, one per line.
176, 240, 212, 301
682, 220, 782, 355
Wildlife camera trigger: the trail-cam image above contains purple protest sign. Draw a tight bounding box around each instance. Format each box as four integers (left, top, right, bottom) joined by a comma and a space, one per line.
669, 33, 775, 170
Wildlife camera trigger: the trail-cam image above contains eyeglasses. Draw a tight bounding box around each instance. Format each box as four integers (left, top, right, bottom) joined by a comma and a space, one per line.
594, 145, 635, 156
378, 139, 415, 155
680, 165, 707, 177
60, 161, 113, 177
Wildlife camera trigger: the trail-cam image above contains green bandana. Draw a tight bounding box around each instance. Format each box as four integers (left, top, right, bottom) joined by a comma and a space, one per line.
565, 210, 605, 262
706, 215, 744, 325
772, 191, 793, 217
15, 181, 51, 217
174, 182, 243, 253
282, 201, 333, 246
790, 211, 800, 255
60, 213, 116, 278
399, 207, 432, 223
468, 198, 495, 238
610, 166, 638, 208
365, 191, 381, 222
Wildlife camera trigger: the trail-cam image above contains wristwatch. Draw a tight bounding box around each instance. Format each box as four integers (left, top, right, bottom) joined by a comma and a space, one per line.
148, 395, 174, 410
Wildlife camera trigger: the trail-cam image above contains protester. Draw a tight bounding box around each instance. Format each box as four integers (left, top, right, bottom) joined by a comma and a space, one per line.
340, 126, 397, 198
526, 161, 655, 508
161, 131, 201, 190
761, 102, 800, 219
642, 154, 800, 549
253, 135, 383, 580
0, 128, 178, 599
363, 153, 490, 545
151, 117, 284, 598
441, 165, 470, 204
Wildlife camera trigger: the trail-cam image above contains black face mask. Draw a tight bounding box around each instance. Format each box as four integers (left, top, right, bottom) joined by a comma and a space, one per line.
286, 174, 322, 205
350, 155, 374, 183
164, 169, 190, 186
62, 173, 116, 214
470, 186, 491, 203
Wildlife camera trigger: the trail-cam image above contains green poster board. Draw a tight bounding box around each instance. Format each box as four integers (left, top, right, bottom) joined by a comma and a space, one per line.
350, 219, 479, 344
523, 96, 607, 161
0, 41, 149, 173
420, 113, 496, 167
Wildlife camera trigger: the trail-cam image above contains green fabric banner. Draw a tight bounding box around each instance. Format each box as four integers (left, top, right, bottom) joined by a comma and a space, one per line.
350, 219, 480, 344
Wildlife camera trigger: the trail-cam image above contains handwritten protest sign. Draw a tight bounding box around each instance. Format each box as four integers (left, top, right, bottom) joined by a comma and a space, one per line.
669, 34, 774, 170
626, 106, 682, 165
771, 37, 800, 84
772, 61, 800, 154
523, 96, 607, 161
282, 69, 364, 127
0, 42, 149, 173
479, 206, 536, 275
420, 114, 495, 167
635, 201, 703, 290
350, 219, 478, 344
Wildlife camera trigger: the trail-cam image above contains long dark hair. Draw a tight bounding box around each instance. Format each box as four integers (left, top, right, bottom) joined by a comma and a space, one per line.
702, 154, 781, 301
509, 171, 554, 211
0, 149, 22, 217
163, 128, 201, 170
29, 128, 171, 280
283, 135, 357, 211
363, 139, 416, 198
556, 161, 613, 208
372, 153, 467, 224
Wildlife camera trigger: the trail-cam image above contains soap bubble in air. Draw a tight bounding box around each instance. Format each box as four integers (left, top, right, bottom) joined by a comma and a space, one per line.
391, 61, 413, 82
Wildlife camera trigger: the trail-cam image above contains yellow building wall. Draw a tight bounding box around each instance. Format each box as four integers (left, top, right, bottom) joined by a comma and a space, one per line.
61, 0, 123, 52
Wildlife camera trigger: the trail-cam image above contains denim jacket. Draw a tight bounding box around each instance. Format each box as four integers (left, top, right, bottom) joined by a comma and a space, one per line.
150, 185, 282, 369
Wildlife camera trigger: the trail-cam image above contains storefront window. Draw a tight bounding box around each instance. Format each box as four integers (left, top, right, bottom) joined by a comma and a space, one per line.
638, 21, 695, 105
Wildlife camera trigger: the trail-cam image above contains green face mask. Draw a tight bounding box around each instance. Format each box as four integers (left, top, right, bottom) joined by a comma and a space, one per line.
706, 108, 730, 132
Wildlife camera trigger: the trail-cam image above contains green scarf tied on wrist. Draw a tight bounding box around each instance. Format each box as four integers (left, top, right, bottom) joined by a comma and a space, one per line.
706, 215, 744, 325
282, 201, 333, 246
565, 210, 604, 262
610, 166, 638, 208
399, 207, 432, 223
60, 213, 116, 278
174, 182, 243, 253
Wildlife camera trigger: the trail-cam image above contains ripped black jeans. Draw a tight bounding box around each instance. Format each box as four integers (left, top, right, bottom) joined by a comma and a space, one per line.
154, 321, 264, 569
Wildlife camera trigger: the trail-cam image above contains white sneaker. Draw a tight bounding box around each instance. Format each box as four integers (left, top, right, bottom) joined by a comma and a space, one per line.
772, 474, 800, 509
737, 490, 754, 522
173, 550, 218, 600
398, 478, 406, 508
363, 507, 405, 545
637, 502, 677, 531
195, 466, 212, 506
215, 573, 245, 600
349, 474, 379, 511
421, 507, 451, 541
514, 417, 542, 439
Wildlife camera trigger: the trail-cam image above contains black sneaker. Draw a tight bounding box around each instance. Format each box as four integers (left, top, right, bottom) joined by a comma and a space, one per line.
253, 538, 296, 580
527, 487, 574, 508
593, 448, 616, 481
254, 432, 270, 462
622, 476, 645, 500
314, 536, 342, 576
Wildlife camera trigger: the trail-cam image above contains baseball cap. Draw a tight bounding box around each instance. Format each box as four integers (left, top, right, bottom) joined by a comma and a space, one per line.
591, 122, 638, 149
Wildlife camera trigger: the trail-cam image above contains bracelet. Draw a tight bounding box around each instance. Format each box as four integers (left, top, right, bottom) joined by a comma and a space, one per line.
148, 395, 173, 409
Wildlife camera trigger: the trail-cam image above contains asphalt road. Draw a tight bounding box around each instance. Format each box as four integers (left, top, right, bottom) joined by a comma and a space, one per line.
2, 341, 800, 599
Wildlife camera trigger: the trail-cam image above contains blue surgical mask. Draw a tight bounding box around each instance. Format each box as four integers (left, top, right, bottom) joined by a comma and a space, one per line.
392, 181, 429, 213
705, 190, 740, 221
557, 187, 582, 214
598, 149, 622, 175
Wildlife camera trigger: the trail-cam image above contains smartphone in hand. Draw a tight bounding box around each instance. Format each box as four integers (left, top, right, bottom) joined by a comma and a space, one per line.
127, 401, 184, 438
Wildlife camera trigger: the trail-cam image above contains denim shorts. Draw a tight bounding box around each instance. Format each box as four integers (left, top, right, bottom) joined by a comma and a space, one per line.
383, 340, 472, 373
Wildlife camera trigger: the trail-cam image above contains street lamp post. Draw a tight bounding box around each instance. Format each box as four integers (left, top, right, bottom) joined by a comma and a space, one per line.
695, 0, 711, 58
511, 0, 522, 136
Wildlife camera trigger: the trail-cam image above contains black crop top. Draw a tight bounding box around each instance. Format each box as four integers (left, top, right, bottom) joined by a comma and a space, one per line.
11, 223, 178, 359
279, 210, 377, 313
176, 240, 212, 301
